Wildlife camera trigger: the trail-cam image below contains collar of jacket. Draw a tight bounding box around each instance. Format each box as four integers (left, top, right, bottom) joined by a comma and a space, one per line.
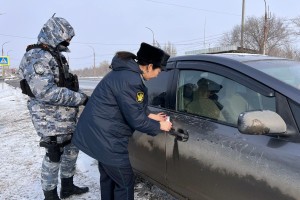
140, 74, 146, 85
111, 55, 142, 74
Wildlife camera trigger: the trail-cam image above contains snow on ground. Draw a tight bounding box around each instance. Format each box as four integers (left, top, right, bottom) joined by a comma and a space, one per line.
0, 81, 177, 200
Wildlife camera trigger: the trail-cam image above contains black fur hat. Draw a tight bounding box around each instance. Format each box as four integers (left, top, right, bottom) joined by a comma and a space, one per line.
161, 52, 170, 70
137, 42, 170, 70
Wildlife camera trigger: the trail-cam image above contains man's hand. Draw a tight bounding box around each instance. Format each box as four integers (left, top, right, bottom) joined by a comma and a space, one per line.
159, 121, 172, 132
148, 112, 167, 122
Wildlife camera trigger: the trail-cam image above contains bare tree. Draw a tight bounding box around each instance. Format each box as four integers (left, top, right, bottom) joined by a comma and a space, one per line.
291, 16, 300, 35
269, 44, 300, 60
97, 61, 111, 76
72, 60, 111, 77
219, 15, 291, 55
219, 25, 241, 47
163, 41, 177, 57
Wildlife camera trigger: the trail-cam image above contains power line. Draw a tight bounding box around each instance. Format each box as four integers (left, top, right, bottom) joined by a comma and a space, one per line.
0, 33, 35, 40
0, 33, 137, 46
173, 33, 226, 46
0, 31, 226, 48
73, 42, 138, 46
69, 55, 94, 59
145, 0, 240, 16
175, 35, 225, 50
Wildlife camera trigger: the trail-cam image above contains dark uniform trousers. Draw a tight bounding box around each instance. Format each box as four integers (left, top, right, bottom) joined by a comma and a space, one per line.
98, 162, 134, 200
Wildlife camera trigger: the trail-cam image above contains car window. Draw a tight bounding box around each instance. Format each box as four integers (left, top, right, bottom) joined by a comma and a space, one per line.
246, 60, 300, 90
145, 71, 170, 108
177, 70, 276, 126
289, 100, 300, 131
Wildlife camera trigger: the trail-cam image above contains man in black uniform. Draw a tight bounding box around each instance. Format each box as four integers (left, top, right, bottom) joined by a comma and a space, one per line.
72, 42, 172, 200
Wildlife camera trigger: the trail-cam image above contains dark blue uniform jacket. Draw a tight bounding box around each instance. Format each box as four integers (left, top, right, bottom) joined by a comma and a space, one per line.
72, 56, 161, 167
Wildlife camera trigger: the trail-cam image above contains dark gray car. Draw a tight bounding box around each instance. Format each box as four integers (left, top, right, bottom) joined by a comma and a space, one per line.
128, 54, 300, 200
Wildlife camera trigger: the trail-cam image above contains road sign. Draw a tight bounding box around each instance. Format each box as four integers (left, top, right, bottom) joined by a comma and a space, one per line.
0, 56, 10, 66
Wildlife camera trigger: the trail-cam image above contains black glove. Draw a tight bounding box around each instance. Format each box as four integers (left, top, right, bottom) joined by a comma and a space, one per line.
83, 96, 89, 106
65, 73, 79, 92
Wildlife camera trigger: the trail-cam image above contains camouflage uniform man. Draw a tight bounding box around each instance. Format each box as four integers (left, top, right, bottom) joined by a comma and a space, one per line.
18, 16, 89, 200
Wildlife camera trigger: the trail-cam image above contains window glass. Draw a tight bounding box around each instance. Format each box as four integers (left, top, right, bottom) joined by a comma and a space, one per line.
246, 60, 300, 90
145, 71, 170, 108
289, 100, 300, 131
177, 70, 276, 126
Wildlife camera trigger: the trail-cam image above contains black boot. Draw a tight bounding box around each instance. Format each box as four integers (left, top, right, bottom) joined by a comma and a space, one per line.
43, 187, 60, 200
60, 176, 89, 199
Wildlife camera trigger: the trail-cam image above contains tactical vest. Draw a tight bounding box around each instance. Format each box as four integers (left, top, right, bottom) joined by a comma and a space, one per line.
20, 44, 79, 97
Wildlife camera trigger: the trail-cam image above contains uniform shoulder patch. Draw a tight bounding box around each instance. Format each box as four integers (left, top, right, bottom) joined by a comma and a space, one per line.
136, 91, 144, 103
33, 63, 45, 75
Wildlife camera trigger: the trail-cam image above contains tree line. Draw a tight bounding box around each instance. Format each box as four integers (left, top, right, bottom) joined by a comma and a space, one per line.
71, 61, 111, 77
220, 15, 300, 59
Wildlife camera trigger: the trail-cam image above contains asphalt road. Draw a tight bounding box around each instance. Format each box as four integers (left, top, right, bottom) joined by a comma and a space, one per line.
4, 78, 20, 88
5, 78, 93, 96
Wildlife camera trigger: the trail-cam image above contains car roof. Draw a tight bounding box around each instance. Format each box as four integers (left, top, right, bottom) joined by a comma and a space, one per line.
168, 53, 289, 63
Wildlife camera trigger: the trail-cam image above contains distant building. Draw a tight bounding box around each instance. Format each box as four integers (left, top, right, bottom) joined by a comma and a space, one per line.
185, 45, 258, 55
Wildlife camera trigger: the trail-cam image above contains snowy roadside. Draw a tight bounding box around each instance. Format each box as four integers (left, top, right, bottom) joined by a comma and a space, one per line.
0, 81, 177, 200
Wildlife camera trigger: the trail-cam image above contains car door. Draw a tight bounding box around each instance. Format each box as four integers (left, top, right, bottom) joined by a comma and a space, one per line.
128, 69, 175, 187
165, 61, 300, 200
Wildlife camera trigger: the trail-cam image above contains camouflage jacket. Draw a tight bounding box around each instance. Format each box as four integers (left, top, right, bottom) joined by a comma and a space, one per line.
19, 17, 87, 137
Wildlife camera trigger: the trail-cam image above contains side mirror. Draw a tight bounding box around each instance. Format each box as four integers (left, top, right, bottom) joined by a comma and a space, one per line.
238, 110, 287, 136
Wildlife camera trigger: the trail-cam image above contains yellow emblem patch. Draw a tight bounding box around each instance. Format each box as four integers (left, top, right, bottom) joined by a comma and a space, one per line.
136, 92, 144, 103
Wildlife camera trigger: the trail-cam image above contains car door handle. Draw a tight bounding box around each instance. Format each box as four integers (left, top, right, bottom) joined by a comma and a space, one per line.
169, 128, 189, 142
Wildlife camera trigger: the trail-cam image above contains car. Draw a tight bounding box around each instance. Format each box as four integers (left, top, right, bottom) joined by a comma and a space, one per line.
128, 53, 300, 200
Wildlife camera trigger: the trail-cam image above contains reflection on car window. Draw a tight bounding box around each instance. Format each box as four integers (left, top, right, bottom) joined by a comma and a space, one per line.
145, 71, 170, 108
177, 70, 276, 126
247, 60, 300, 90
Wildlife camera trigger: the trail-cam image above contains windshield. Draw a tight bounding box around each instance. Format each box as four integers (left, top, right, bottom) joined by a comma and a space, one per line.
246, 59, 300, 90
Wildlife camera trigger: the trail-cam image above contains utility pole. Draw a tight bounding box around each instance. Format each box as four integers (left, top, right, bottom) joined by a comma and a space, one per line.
262, 0, 269, 55
88, 45, 96, 77
203, 17, 206, 49
2, 41, 9, 56
145, 27, 155, 46
1, 41, 9, 79
240, 0, 245, 50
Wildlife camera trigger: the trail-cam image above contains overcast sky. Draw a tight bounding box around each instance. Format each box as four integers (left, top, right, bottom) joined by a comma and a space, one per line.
1, 0, 299, 70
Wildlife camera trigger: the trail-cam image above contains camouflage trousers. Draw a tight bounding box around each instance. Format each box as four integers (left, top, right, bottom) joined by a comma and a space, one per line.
41, 142, 79, 191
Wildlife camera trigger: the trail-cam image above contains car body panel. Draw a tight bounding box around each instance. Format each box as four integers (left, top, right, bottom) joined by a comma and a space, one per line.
166, 110, 300, 200
129, 54, 300, 200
